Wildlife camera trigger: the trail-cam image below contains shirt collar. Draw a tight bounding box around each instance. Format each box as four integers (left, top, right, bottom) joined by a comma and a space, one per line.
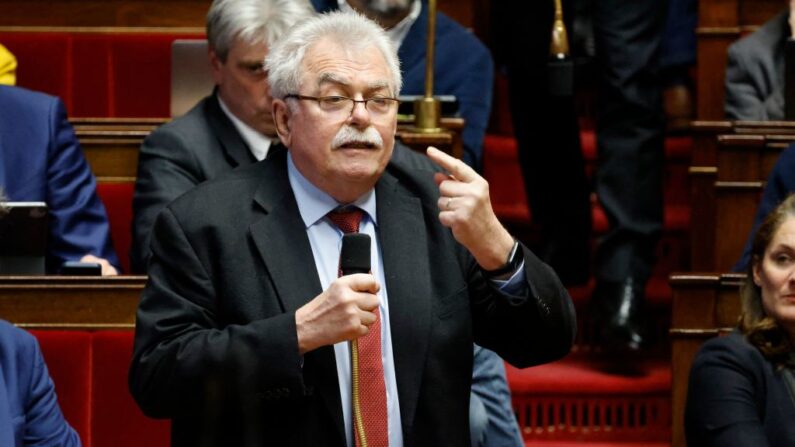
286, 152, 377, 229
217, 94, 273, 161
337, 0, 421, 47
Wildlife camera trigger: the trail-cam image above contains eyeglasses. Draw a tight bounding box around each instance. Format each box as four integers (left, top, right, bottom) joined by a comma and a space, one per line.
284, 94, 400, 117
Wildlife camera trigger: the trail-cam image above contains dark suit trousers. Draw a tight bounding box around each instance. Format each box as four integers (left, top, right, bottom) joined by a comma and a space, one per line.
592, 0, 666, 283
492, 1, 593, 281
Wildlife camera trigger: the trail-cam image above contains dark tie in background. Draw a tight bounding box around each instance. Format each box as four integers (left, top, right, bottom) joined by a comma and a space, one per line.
327, 208, 388, 447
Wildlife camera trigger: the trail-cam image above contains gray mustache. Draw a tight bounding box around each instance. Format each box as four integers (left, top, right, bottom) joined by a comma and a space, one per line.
332, 126, 383, 149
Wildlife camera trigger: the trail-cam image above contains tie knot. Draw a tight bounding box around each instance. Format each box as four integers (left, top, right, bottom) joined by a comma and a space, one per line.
327, 207, 364, 234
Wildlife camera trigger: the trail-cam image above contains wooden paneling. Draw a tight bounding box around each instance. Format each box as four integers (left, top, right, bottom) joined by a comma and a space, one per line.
77, 129, 149, 181
0, 276, 146, 329
696, 33, 736, 120
688, 121, 795, 270
740, 1, 785, 25
669, 272, 744, 447
698, 0, 739, 28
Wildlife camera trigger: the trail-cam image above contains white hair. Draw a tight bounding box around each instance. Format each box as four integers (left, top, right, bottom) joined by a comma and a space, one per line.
206, 0, 316, 62
265, 11, 402, 99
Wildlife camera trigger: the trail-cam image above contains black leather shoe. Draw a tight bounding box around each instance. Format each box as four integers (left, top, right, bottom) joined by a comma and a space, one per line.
590, 277, 650, 352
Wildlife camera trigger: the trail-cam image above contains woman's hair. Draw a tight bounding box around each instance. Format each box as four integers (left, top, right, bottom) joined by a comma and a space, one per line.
740, 193, 795, 364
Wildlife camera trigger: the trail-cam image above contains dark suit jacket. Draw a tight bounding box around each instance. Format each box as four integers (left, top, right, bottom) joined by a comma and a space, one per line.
725, 10, 789, 120
131, 91, 263, 273
0, 85, 119, 273
311, 0, 494, 170
129, 146, 576, 446
0, 320, 80, 447
686, 331, 795, 446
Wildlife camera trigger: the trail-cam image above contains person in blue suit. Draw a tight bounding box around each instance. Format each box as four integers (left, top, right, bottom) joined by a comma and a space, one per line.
311, 0, 493, 171
0, 85, 119, 274
0, 319, 81, 446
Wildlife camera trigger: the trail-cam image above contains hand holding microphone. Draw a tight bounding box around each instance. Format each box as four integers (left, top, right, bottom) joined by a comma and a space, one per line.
295, 234, 380, 354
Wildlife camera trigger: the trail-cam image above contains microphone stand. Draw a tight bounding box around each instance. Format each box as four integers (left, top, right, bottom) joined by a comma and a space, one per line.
413, 0, 442, 133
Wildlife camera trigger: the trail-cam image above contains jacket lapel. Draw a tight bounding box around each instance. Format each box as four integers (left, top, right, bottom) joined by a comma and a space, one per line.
248, 153, 345, 445
205, 91, 256, 167
375, 173, 432, 437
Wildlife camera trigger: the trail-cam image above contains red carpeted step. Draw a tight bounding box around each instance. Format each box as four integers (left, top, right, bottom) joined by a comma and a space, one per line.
528, 442, 670, 447
507, 357, 671, 444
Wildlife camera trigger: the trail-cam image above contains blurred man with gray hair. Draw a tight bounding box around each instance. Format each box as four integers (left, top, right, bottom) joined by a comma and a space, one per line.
131, 0, 315, 272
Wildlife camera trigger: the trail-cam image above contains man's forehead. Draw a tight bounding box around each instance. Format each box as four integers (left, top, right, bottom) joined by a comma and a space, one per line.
316, 72, 390, 90
301, 40, 392, 89
228, 37, 269, 58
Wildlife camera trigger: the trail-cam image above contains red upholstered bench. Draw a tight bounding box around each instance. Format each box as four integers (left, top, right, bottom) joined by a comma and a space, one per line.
0, 30, 204, 117
96, 183, 134, 273
31, 330, 170, 447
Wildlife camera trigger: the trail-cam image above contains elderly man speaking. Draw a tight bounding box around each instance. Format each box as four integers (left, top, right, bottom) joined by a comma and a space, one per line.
129, 11, 575, 446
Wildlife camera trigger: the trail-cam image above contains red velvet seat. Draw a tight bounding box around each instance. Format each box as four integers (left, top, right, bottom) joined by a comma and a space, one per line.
0, 31, 204, 117
91, 331, 169, 447
30, 330, 92, 445
96, 182, 134, 274
32, 330, 170, 447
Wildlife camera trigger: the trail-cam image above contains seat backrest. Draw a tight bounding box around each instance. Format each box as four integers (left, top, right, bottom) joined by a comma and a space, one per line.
32, 330, 171, 447
30, 330, 92, 445
96, 182, 135, 274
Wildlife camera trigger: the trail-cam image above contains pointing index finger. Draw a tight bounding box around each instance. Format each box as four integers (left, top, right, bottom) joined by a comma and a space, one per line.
426, 146, 476, 182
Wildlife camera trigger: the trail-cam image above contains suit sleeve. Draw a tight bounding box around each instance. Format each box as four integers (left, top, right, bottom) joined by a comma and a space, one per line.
129, 206, 306, 419
20, 331, 81, 447
45, 97, 120, 272
725, 43, 784, 121
469, 243, 576, 368
131, 128, 204, 273
685, 336, 771, 447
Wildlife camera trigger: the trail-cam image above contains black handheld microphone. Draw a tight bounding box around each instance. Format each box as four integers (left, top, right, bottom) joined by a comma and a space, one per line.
340, 233, 371, 275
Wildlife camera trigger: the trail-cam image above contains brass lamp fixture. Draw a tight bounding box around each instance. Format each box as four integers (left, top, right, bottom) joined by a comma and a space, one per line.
548, 0, 574, 97
550, 0, 570, 59
413, 0, 442, 133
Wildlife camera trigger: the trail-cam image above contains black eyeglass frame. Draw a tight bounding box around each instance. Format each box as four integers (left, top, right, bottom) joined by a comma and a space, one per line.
283, 94, 401, 115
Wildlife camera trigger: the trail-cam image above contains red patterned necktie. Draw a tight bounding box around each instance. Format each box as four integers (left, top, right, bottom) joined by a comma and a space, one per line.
327, 208, 388, 447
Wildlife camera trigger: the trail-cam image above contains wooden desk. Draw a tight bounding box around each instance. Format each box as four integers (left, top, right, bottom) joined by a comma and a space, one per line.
689, 121, 795, 270
0, 276, 146, 330
669, 272, 743, 447
77, 129, 148, 182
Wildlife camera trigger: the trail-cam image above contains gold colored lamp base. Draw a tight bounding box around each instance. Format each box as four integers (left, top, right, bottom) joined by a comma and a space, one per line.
411, 97, 442, 133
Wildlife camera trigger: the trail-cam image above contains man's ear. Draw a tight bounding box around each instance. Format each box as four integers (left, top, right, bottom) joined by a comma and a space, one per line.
208, 47, 224, 85
273, 99, 292, 148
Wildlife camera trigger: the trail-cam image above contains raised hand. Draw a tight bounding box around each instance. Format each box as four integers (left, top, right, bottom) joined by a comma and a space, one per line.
425, 146, 515, 271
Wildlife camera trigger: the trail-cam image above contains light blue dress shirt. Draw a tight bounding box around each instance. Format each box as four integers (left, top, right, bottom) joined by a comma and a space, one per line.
286, 153, 526, 446
287, 154, 403, 447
